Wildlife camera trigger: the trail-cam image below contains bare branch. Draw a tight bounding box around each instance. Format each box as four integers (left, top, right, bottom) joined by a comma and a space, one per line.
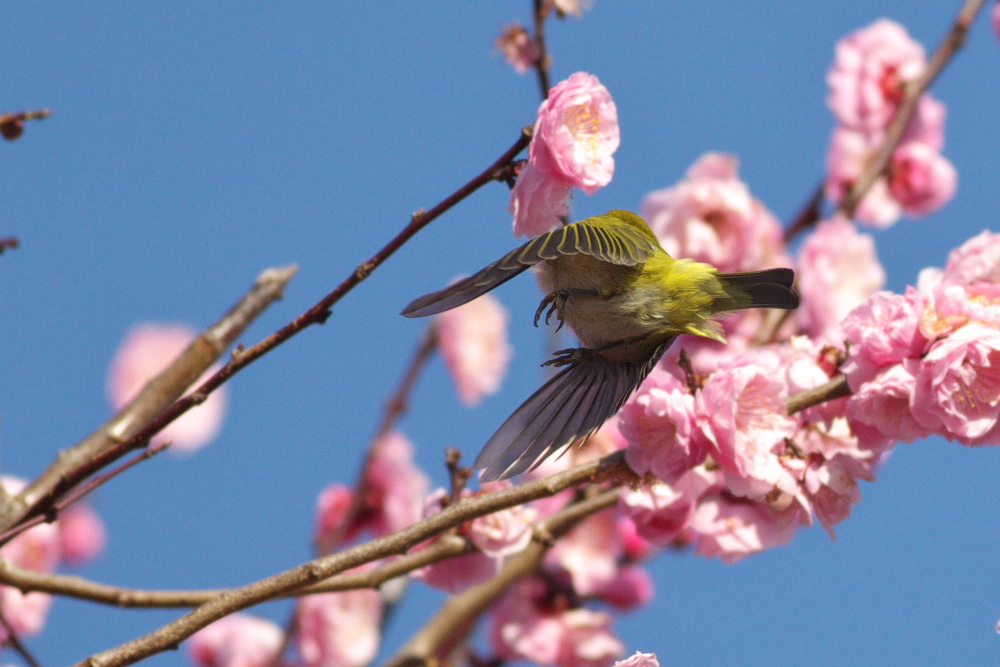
787, 373, 851, 415
0, 604, 45, 667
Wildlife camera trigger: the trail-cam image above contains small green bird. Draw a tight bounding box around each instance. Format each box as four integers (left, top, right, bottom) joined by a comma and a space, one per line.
403, 210, 798, 481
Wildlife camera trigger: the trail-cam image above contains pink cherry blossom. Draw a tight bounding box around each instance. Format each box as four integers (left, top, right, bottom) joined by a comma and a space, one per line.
910, 323, 1000, 445
188, 614, 283, 667
617, 516, 654, 561
546, 508, 621, 596
920, 282, 1000, 341
511, 72, 619, 237
689, 496, 797, 564
57, 502, 107, 565
296, 589, 383, 667
364, 430, 430, 537
802, 454, 872, 538
943, 230, 1000, 284
825, 127, 901, 227
841, 288, 929, 390
888, 141, 957, 216
594, 564, 654, 611
620, 467, 719, 545
614, 653, 659, 667
496, 24, 541, 74
641, 153, 789, 273
696, 355, 798, 499
490, 577, 624, 667
0, 588, 52, 640
827, 19, 926, 135
437, 290, 512, 406
314, 484, 360, 550
796, 216, 886, 342
107, 323, 228, 453
620, 369, 703, 483
470, 481, 538, 558
847, 360, 929, 443
903, 95, 947, 151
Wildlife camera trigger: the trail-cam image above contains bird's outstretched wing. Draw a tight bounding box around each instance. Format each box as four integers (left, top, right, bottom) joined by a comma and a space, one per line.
401, 214, 661, 318
475, 338, 674, 482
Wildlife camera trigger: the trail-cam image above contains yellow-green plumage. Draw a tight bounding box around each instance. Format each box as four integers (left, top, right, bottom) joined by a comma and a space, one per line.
402, 209, 798, 481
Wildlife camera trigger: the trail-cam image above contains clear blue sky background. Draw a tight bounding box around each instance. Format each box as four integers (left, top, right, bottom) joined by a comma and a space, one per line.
2, 2, 1000, 665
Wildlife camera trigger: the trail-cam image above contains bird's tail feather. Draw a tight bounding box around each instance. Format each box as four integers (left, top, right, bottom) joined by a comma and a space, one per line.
719, 268, 799, 310
475, 340, 672, 482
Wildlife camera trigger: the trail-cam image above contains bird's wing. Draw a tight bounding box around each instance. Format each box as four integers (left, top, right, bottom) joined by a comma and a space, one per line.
474, 338, 674, 482
401, 217, 661, 318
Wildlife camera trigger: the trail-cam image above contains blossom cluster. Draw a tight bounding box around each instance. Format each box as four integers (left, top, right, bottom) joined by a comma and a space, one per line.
825, 19, 956, 227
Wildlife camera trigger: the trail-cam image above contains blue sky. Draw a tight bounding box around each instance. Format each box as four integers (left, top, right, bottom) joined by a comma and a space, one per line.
2, 2, 1000, 665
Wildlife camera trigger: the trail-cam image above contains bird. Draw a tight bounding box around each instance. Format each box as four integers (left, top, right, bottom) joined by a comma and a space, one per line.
402, 209, 799, 482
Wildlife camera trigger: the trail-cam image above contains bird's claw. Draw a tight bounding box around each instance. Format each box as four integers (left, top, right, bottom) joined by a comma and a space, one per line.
534, 291, 568, 332
542, 347, 588, 368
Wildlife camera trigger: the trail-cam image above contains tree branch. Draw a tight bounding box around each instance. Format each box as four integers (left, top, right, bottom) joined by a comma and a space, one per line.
786, 373, 851, 415
0, 108, 52, 142
532, 0, 552, 99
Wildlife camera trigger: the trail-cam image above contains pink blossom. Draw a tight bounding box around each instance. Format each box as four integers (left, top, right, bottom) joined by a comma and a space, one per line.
546, 508, 621, 596
995, 2, 1000, 42
796, 216, 886, 342
470, 481, 537, 558
910, 323, 1000, 445
888, 141, 957, 216
847, 361, 929, 443
920, 282, 1000, 341
511, 72, 619, 237
943, 230, 1000, 284
594, 564, 654, 611
903, 95, 947, 151
188, 614, 283, 667
496, 24, 541, 74
437, 290, 512, 406
364, 430, 430, 537
296, 589, 383, 667
57, 502, 106, 564
490, 577, 624, 667
825, 127, 901, 227
620, 467, 719, 545
0, 588, 52, 640
620, 369, 703, 483
549, 0, 592, 18
107, 323, 228, 453
641, 153, 789, 273
689, 496, 797, 564
696, 355, 799, 499
617, 516, 654, 561
803, 454, 872, 538
827, 19, 926, 135
313, 484, 359, 550
614, 653, 659, 667
841, 288, 929, 390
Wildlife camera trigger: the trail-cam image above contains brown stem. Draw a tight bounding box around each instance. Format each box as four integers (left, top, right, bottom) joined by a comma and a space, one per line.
787, 373, 851, 415
385, 489, 620, 667
0, 108, 52, 142
0, 265, 299, 538
71, 451, 631, 667
0, 237, 19, 254
783, 182, 825, 244
532, 0, 552, 99
0, 604, 45, 667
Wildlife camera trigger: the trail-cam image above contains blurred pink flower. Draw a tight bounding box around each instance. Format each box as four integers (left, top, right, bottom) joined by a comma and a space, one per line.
994, 2, 1000, 41
511, 72, 619, 237
437, 290, 513, 406
107, 323, 228, 453
943, 230, 1000, 284
470, 481, 537, 558
490, 577, 625, 667
313, 484, 360, 549
827, 19, 925, 135
621, 467, 719, 545
549, 0, 592, 18
689, 496, 796, 564
696, 355, 798, 499
296, 589, 383, 667
802, 454, 872, 538
910, 323, 1000, 445
825, 127, 901, 227
546, 508, 621, 596
847, 360, 929, 443
614, 652, 659, 667
364, 430, 430, 537
620, 369, 703, 484
617, 516, 654, 561
57, 502, 107, 565
903, 95, 947, 151
595, 564, 654, 611
188, 614, 283, 667
888, 141, 957, 216
841, 288, 929, 391
496, 24, 541, 74
641, 153, 789, 273
796, 216, 886, 342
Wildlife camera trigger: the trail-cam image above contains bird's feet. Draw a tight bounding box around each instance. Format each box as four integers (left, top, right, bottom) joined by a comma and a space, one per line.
534, 290, 569, 331
542, 347, 589, 368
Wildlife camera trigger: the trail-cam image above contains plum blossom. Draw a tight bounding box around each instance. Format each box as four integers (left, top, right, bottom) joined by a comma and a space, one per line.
296, 589, 383, 667
313, 484, 359, 549
548, 0, 592, 18
620, 467, 719, 545
496, 24, 541, 74
887, 141, 957, 216
641, 153, 788, 274
994, 2, 1000, 42
511, 72, 619, 237
841, 288, 929, 390
847, 361, 930, 443
437, 290, 512, 406
827, 19, 926, 135
942, 230, 1000, 284
620, 369, 703, 483
920, 282, 1000, 341
594, 565, 654, 611
469, 481, 537, 558
910, 323, 1000, 445
188, 614, 283, 667
363, 430, 430, 537
546, 508, 621, 596
107, 323, 228, 453
614, 653, 659, 667
490, 577, 624, 667
689, 496, 797, 564
796, 216, 886, 342
57, 502, 107, 565
824, 128, 902, 227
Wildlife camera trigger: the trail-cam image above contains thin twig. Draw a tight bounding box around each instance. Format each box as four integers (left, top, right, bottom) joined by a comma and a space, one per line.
0, 265, 299, 540
531, 0, 552, 99
445, 449, 472, 504
676, 348, 700, 394
0, 109, 52, 142
787, 373, 851, 415
783, 182, 825, 244
3, 128, 532, 541
0, 604, 45, 667
71, 451, 631, 667
0, 237, 19, 254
